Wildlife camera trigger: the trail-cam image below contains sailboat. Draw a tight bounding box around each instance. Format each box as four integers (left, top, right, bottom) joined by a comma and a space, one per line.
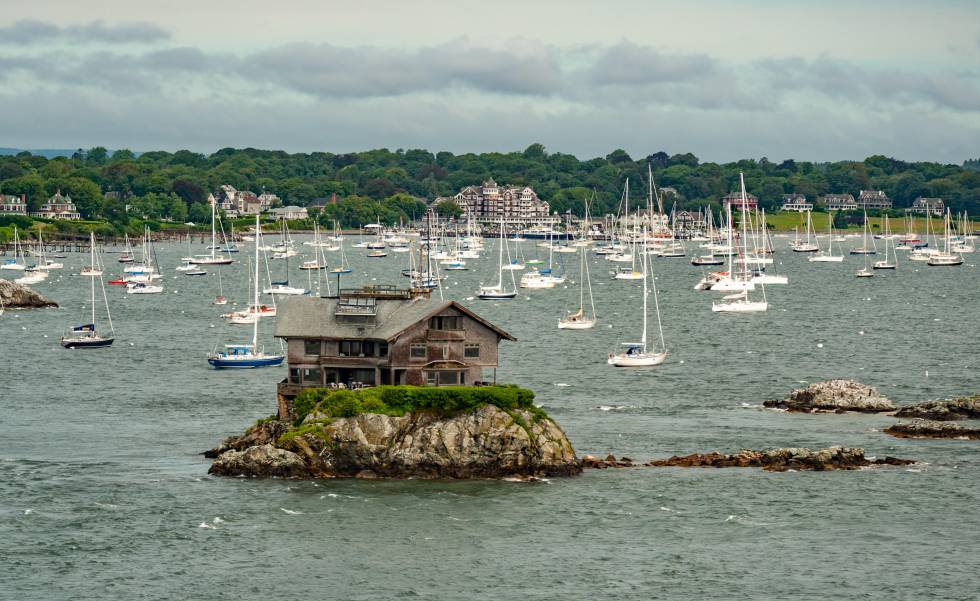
809, 211, 845, 262
927, 209, 964, 266
189, 196, 234, 265
300, 223, 328, 270
208, 214, 285, 369
118, 234, 135, 263
478, 217, 517, 299
855, 212, 875, 277
873, 214, 897, 269
850, 212, 878, 255
712, 174, 768, 312
126, 228, 164, 293
330, 239, 352, 274
790, 211, 819, 252
1, 226, 26, 271
559, 245, 597, 329
607, 243, 667, 366
210, 261, 227, 305
61, 232, 114, 349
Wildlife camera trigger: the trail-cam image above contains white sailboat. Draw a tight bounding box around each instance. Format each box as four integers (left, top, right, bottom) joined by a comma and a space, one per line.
608, 243, 667, 366
790, 211, 819, 252
1, 226, 27, 271
855, 212, 875, 277
810, 212, 845, 263
478, 218, 518, 299
559, 245, 597, 329
713, 174, 768, 312
927, 209, 964, 266
873, 214, 897, 269
189, 196, 234, 265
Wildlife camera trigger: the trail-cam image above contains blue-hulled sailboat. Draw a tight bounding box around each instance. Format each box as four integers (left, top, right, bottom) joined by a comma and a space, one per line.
61, 233, 115, 349
208, 214, 284, 369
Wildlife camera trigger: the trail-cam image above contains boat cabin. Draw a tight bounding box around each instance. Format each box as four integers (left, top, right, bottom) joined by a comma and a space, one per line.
274, 285, 516, 419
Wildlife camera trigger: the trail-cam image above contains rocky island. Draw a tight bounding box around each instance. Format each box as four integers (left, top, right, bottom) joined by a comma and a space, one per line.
893, 395, 980, 421
207, 385, 581, 479
763, 380, 895, 413
884, 420, 980, 440
583, 447, 914, 471
0, 279, 58, 309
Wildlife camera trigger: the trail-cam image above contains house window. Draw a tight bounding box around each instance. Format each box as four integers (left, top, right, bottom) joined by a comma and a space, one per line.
426, 371, 438, 386
378, 342, 388, 357
437, 370, 462, 386
442, 344, 450, 359
302, 367, 321, 386
304, 339, 320, 356
464, 344, 480, 358
340, 340, 362, 356
410, 343, 426, 359
429, 316, 461, 331
289, 368, 300, 384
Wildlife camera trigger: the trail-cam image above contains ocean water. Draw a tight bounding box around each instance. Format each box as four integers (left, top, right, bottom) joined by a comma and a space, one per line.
2, 235, 978, 601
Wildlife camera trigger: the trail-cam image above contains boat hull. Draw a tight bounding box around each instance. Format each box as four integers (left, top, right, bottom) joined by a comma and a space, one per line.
208, 355, 284, 369
607, 351, 667, 366
712, 301, 768, 313
61, 336, 114, 349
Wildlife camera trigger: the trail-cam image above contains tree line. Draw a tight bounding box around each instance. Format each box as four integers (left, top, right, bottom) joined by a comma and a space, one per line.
1, 145, 977, 232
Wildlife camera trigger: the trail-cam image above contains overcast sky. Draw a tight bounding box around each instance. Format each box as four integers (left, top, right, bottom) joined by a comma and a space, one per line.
1, 0, 979, 163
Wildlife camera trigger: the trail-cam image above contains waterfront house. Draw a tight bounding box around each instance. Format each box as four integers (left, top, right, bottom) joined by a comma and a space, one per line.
857, 190, 892, 210
31, 190, 80, 220
446, 179, 551, 223
0, 193, 27, 215
823, 194, 857, 211
781, 193, 813, 212
910, 197, 944, 216
216, 185, 268, 216
721, 191, 758, 211
274, 285, 515, 416
270, 205, 309, 220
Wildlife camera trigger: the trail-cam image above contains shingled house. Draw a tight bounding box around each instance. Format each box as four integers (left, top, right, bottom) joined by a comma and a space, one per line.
274, 285, 515, 417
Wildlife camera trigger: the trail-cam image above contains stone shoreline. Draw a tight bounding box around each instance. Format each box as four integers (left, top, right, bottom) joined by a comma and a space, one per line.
583, 447, 914, 472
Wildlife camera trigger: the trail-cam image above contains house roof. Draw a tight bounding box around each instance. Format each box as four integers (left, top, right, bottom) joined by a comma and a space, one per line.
274, 296, 516, 342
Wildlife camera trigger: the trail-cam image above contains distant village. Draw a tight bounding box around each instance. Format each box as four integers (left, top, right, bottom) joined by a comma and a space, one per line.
0, 179, 949, 233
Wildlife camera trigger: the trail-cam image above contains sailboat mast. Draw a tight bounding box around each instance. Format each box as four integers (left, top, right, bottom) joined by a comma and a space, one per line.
90, 232, 96, 326
210, 195, 217, 260
497, 216, 504, 289
641, 239, 648, 353
253, 214, 261, 348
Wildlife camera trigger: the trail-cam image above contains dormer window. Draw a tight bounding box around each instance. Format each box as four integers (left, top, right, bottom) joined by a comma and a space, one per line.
429, 316, 461, 331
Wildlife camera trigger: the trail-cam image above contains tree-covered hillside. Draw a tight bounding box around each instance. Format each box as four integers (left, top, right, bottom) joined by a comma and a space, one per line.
1, 145, 978, 228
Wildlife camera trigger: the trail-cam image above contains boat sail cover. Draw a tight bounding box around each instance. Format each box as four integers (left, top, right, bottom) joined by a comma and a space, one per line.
72, 323, 96, 332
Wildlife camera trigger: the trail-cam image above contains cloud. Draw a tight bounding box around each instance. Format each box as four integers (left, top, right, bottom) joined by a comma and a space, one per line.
242, 38, 563, 98
0, 19, 169, 45
587, 41, 716, 85
758, 56, 980, 113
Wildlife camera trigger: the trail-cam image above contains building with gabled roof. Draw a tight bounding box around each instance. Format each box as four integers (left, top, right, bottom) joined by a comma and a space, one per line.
274, 285, 516, 418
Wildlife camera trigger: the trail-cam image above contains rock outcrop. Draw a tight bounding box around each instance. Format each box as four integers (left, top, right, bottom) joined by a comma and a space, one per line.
583, 447, 914, 471
0, 278, 58, 308
884, 420, 980, 440
763, 380, 895, 413
208, 405, 581, 479
893, 396, 980, 421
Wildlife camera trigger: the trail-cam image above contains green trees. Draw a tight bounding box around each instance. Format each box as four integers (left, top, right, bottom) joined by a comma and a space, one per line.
0, 147, 977, 230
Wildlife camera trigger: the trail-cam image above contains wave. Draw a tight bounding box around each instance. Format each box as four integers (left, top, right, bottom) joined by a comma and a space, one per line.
280, 507, 303, 515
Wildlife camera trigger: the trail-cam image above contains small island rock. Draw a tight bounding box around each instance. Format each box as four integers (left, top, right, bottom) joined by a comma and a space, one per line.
764, 380, 895, 413
208, 405, 580, 480
884, 420, 980, 440
893, 396, 980, 421
0, 279, 58, 308
583, 447, 913, 471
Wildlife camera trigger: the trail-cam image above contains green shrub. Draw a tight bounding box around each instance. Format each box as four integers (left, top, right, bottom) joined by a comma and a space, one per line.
291, 385, 544, 424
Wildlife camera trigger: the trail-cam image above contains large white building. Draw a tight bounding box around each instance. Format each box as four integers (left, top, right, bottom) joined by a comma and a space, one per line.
447, 179, 550, 222
215, 185, 279, 216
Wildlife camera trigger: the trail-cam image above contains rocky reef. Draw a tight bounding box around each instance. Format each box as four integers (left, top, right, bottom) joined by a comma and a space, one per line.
208, 404, 580, 480
893, 396, 980, 421
763, 380, 895, 413
583, 447, 914, 471
0, 278, 58, 308
884, 420, 980, 440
